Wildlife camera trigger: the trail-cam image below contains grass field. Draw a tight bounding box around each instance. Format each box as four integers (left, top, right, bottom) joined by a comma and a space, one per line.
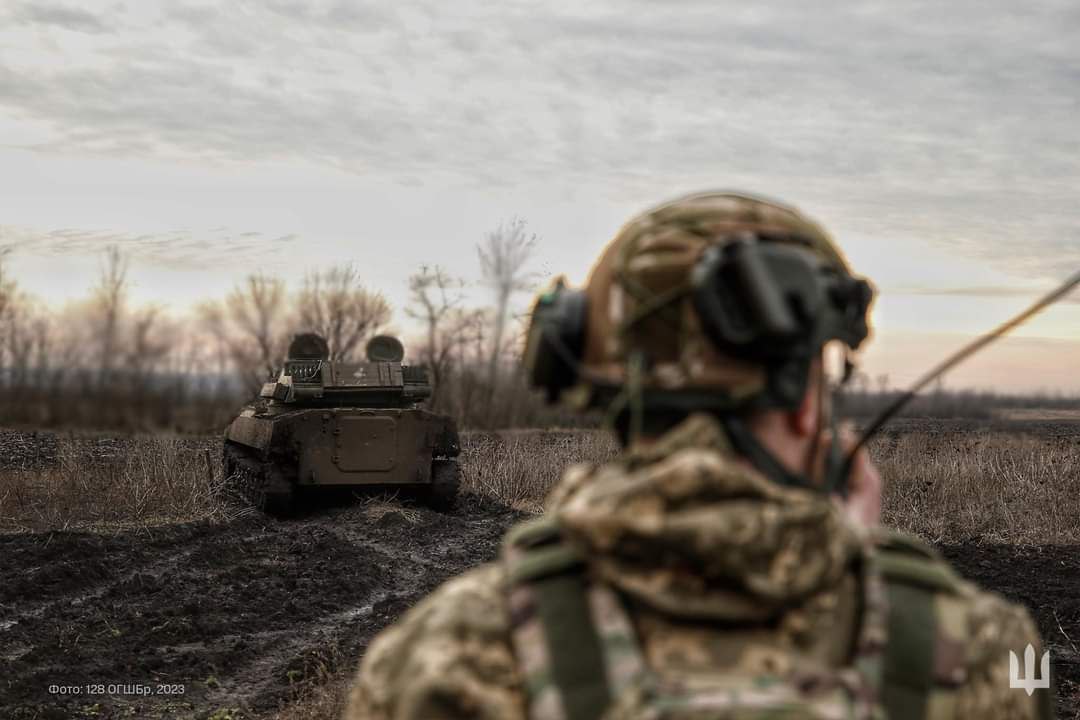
6, 423, 1077, 544
460, 426, 1080, 544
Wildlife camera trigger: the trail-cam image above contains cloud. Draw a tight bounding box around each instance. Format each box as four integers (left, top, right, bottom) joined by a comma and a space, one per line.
8, 3, 110, 34
0, 1, 1078, 280
0, 225, 301, 271
892, 284, 1080, 304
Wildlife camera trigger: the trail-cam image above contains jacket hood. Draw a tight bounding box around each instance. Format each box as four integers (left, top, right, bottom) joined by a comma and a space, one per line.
550, 413, 865, 622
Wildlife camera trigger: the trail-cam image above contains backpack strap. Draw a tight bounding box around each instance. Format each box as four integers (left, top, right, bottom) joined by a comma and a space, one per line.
876, 529, 966, 720
507, 519, 998, 720
504, 516, 613, 720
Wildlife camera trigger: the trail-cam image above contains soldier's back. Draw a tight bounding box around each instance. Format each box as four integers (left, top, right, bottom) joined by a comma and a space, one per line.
347, 418, 1050, 719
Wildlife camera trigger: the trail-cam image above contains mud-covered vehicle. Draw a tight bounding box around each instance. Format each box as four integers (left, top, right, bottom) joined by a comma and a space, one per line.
223, 333, 461, 514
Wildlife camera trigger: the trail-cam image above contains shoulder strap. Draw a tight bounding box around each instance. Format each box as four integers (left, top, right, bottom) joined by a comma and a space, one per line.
878, 532, 1054, 720
504, 516, 613, 720
876, 529, 963, 720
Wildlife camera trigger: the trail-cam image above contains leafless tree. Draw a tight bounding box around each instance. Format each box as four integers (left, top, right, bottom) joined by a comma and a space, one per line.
4, 305, 36, 389
1, 295, 32, 389
127, 307, 171, 382
0, 275, 65, 424
406, 265, 482, 409
29, 314, 55, 388
0, 247, 13, 322
0, 249, 16, 383
90, 246, 129, 386
296, 265, 392, 361
200, 274, 288, 394
477, 218, 536, 392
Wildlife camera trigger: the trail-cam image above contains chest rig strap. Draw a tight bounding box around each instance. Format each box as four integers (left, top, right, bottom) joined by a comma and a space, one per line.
505, 517, 1017, 720
504, 516, 648, 720
873, 529, 1057, 720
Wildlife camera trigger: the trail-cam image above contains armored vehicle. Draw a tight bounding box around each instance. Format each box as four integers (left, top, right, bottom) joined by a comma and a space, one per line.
223, 333, 461, 514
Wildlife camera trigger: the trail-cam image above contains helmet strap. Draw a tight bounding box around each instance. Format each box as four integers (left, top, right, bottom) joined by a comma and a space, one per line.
627, 351, 646, 445
803, 360, 832, 485
816, 359, 853, 497
602, 351, 648, 445
821, 386, 850, 496
716, 415, 808, 489
722, 362, 846, 494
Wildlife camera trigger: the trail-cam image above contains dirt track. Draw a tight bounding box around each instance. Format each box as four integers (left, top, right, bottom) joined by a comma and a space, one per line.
1, 497, 523, 719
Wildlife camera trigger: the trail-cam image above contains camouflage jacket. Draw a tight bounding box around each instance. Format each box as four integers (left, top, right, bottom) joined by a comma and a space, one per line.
346, 415, 1049, 720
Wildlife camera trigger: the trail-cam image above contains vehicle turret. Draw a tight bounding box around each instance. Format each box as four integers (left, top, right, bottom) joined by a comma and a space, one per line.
260, 334, 432, 408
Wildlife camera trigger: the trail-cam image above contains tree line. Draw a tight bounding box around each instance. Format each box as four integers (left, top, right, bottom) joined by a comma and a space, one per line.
5, 223, 1073, 433
0, 219, 593, 432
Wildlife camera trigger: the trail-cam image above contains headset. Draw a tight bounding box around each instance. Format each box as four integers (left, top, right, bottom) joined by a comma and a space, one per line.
525, 235, 874, 494
527, 234, 873, 409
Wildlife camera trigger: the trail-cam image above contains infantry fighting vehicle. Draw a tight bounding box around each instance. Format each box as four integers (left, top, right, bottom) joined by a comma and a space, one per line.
223, 333, 461, 514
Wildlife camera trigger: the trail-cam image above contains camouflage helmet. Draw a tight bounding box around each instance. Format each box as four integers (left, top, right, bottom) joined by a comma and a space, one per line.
525, 191, 874, 413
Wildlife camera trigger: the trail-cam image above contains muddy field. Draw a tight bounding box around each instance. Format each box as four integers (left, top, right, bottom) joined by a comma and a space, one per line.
1, 496, 523, 719
2, 424, 1079, 718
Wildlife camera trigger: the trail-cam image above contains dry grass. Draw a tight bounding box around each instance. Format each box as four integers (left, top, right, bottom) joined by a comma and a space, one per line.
876, 432, 1080, 544
0, 434, 228, 532
356, 496, 424, 524
5, 427, 1077, 546
267, 645, 354, 720
268, 679, 350, 720
460, 429, 619, 512
461, 428, 1080, 545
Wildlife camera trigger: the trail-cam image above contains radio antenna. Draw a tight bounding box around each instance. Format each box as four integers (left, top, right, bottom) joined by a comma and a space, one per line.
848, 269, 1080, 461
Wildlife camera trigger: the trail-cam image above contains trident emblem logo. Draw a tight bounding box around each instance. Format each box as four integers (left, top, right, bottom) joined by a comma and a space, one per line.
1009, 644, 1050, 696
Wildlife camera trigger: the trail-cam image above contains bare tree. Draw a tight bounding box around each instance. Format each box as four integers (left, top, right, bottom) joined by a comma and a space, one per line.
127, 307, 171, 382
200, 274, 288, 394
0, 249, 16, 384
0, 259, 59, 423
4, 304, 35, 389
406, 265, 481, 410
0, 247, 13, 323
477, 218, 536, 392
231, 274, 287, 381
90, 246, 130, 387
296, 265, 392, 361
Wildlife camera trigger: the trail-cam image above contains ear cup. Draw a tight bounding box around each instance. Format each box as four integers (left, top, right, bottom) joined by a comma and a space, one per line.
525, 285, 588, 401
691, 240, 824, 362
829, 275, 874, 350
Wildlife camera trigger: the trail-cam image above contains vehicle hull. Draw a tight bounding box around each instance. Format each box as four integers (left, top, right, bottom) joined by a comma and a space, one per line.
224, 406, 460, 488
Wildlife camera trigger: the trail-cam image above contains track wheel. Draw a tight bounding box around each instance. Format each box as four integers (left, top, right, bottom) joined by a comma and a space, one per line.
428, 459, 461, 512
223, 443, 295, 516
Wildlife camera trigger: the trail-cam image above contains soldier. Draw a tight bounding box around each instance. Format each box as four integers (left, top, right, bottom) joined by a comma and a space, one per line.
346, 192, 1051, 719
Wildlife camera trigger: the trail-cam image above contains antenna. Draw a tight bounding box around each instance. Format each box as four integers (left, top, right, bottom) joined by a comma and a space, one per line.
848, 269, 1080, 464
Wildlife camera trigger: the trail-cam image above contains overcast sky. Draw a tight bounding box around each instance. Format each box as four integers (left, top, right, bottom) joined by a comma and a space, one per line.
1, 0, 1078, 391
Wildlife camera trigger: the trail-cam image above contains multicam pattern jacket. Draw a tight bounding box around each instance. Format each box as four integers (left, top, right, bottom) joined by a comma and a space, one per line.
346, 415, 1050, 720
